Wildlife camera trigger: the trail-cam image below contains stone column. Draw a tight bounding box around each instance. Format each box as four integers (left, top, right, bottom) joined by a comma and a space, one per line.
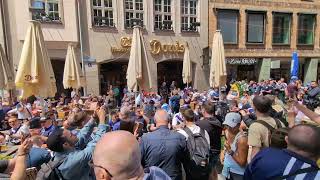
314, 14, 320, 49
85, 63, 100, 95
290, 13, 298, 49
304, 58, 319, 84
238, 9, 246, 49
258, 58, 271, 82
265, 11, 273, 49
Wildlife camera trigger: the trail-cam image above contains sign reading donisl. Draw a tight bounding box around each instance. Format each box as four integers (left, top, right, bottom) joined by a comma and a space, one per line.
111, 37, 185, 55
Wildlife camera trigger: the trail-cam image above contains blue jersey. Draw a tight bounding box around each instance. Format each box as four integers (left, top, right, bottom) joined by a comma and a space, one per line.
244, 148, 320, 180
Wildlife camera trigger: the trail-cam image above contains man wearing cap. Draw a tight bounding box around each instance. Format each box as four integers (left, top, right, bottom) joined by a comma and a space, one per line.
40, 113, 56, 137
222, 112, 248, 180
29, 117, 42, 136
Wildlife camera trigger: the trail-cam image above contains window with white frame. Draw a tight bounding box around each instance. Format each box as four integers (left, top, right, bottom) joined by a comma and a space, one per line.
124, 0, 144, 28
181, 0, 198, 32
92, 0, 114, 27
154, 0, 172, 30
30, 0, 61, 22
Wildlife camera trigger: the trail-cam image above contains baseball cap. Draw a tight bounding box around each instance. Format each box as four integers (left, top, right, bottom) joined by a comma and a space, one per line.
29, 117, 42, 129
223, 112, 241, 128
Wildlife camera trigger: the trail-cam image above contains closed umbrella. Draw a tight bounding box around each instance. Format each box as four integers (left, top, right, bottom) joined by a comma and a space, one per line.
210, 31, 227, 88
63, 44, 86, 89
182, 43, 192, 87
290, 51, 299, 80
15, 21, 57, 98
0, 44, 14, 90
126, 26, 152, 92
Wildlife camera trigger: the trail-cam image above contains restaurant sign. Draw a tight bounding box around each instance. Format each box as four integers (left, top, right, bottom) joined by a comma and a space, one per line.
111, 37, 185, 55
226, 58, 257, 65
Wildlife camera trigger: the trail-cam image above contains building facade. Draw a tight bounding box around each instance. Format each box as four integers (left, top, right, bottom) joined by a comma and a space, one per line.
209, 0, 320, 84
0, 0, 209, 96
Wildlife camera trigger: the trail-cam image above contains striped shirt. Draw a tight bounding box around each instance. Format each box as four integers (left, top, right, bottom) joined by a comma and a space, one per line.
244, 148, 320, 180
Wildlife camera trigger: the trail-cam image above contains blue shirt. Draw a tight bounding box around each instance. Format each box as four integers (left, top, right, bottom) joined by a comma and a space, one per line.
55, 120, 110, 180
41, 125, 56, 137
244, 148, 320, 180
140, 125, 188, 180
27, 147, 51, 169
143, 166, 171, 180
108, 119, 121, 131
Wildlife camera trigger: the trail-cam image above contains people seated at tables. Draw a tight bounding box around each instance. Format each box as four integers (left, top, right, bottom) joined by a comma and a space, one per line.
40, 114, 56, 137
43, 108, 109, 180
6, 114, 29, 145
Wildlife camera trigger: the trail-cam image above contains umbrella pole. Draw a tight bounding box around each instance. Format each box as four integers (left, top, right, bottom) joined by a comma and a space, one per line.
1, 89, 3, 102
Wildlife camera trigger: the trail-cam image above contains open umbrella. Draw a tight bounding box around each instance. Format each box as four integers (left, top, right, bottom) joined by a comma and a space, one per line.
0, 44, 14, 90
15, 21, 57, 98
63, 44, 86, 89
126, 26, 152, 92
210, 31, 227, 88
182, 43, 192, 87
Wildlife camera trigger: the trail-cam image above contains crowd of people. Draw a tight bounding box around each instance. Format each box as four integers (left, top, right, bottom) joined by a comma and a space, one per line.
0, 78, 319, 180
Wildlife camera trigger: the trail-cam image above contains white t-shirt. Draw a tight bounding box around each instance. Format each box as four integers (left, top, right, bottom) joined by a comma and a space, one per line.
177, 124, 210, 146
172, 112, 183, 126
16, 103, 32, 120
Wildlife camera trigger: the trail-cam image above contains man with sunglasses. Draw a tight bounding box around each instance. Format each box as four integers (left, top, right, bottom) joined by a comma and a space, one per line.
41, 108, 109, 180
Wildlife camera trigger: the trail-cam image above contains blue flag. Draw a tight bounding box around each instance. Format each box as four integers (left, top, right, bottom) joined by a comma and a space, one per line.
290, 51, 299, 80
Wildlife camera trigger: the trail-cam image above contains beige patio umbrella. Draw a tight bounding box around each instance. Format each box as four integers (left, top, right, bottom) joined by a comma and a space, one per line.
210, 31, 227, 88
15, 21, 57, 98
126, 26, 152, 92
63, 44, 86, 89
0, 44, 14, 90
182, 43, 192, 87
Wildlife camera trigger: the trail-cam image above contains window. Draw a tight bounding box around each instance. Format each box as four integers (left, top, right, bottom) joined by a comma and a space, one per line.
217, 10, 238, 44
92, 0, 114, 27
124, 0, 144, 28
30, 0, 60, 22
297, 14, 315, 45
246, 12, 265, 43
273, 13, 291, 44
181, 0, 198, 32
154, 0, 172, 30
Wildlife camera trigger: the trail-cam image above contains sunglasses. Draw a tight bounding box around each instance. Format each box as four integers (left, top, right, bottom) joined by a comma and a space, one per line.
88, 160, 113, 178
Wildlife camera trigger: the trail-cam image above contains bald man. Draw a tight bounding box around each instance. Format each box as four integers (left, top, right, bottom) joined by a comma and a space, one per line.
244, 124, 320, 180
93, 131, 170, 180
140, 109, 188, 180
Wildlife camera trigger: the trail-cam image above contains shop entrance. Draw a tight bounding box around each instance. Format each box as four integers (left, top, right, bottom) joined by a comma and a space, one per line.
51, 59, 71, 96
100, 61, 128, 95
157, 60, 184, 90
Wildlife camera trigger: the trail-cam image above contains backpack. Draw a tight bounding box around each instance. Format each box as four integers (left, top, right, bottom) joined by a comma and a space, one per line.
36, 156, 66, 180
183, 127, 210, 178
255, 118, 288, 149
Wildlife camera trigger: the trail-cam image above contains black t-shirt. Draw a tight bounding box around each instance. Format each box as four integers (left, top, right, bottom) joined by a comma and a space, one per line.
196, 117, 222, 153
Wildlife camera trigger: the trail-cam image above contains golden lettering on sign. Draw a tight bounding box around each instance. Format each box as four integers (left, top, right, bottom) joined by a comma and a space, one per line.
111, 37, 185, 55
24, 75, 38, 81
120, 37, 132, 48
150, 40, 185, 55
